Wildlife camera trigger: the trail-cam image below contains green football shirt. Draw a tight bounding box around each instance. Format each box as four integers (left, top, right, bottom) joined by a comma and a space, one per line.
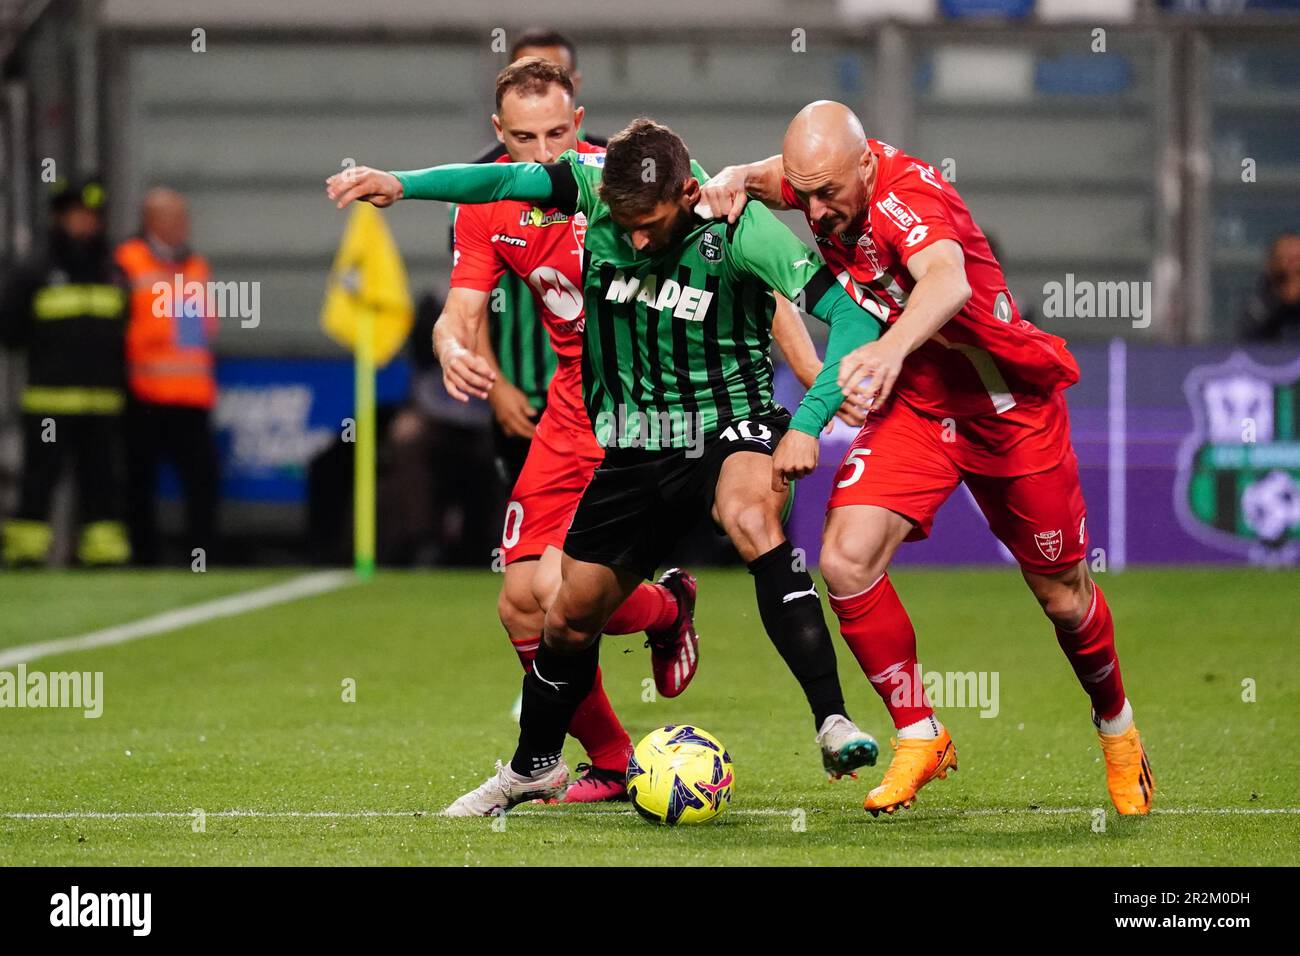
558, 149, 874, 449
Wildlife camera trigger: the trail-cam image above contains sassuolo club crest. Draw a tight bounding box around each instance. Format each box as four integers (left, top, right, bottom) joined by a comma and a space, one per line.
1175, 352, 1300, 562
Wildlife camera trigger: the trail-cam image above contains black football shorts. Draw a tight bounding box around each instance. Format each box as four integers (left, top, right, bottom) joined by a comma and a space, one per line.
563, 408, 791, 580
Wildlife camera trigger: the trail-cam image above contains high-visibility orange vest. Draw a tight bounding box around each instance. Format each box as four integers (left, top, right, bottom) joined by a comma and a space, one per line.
115, 236, 217, 409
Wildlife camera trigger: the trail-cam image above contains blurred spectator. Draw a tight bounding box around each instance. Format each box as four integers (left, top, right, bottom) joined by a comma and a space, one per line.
1241, 231, 1300, 342
116, 187, 220, 565
0, 175, 131, 567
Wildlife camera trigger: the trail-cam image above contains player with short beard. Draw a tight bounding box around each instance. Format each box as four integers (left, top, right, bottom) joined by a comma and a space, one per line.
423, 58, 692, 803
328, 117, 890, 814
700, 100, 1154, 817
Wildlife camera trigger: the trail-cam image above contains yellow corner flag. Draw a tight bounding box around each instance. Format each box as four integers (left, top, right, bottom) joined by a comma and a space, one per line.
321, 202, 414, 364
321, 203, 414, 578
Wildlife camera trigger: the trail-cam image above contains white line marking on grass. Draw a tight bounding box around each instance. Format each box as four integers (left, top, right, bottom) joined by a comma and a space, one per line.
3, 807, 1297, 821
0, 571, 355, 668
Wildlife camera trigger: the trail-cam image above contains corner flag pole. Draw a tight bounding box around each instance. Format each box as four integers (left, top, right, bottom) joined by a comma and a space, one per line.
353, 304, 377, 578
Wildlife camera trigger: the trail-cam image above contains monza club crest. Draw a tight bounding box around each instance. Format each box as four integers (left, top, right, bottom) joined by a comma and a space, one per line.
1175, 352, 1300, 562
1033, 529, 1063, 563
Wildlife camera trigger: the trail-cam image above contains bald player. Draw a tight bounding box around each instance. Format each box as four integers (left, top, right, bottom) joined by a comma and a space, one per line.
700, 101, 1154, 818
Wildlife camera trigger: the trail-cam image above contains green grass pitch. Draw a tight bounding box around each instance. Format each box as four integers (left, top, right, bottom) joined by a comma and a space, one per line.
0, 567, 1296, 866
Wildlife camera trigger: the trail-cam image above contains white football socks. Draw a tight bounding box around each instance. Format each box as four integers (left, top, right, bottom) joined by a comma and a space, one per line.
1095, 699, 1134, 736
897, 715, 942, 740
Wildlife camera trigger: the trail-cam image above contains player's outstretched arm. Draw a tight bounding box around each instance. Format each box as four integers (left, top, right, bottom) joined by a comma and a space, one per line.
772, 293, 821, 389
788, 282, 882, 436
724, 201, 881, 487
698, 155, 787, 223
433, 287, 496, 402
325, 166, 404, 208
771, 294, 868, 430
770, 286, 881, 490
326, 162, 559, 209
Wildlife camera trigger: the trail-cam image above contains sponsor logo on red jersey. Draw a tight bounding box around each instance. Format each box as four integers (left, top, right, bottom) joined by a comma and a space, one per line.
528, 266, 584, 325
519, 207, 573, 228
876, 191, 920, 231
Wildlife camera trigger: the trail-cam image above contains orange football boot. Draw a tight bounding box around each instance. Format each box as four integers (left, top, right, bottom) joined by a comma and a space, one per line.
864, 727, 958, 816
1098, 723, 1155, 815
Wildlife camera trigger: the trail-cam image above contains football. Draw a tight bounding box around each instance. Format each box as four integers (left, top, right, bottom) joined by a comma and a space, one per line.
625, 725, 734, 826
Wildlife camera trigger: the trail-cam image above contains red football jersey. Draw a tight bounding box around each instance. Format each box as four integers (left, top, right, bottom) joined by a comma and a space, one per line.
781, 139, 1080, 475
450, 140, 600, 432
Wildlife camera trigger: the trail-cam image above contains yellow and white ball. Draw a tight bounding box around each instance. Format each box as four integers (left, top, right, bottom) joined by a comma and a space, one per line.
626, 725, 733, 825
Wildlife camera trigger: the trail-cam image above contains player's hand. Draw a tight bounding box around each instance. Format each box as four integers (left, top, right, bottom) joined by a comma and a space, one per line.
834, 393, 870, 429
697, 165, 751, 224
488, 381, 538, 439
837, 337, 908, 410
438, 340, 496, 402
771, 430, 820, 492
325, 166, 404, 209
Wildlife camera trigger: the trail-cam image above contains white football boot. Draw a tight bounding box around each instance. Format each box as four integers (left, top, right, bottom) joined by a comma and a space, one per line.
443, 759, 570, 817
816, 714, 880, 780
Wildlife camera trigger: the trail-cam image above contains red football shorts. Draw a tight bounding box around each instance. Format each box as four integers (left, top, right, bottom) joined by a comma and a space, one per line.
826, 397, 1087, 575
501, 410, 605, 566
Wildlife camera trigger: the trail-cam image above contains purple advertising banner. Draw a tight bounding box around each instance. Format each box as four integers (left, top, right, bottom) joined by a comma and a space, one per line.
775, 342, 1300, 568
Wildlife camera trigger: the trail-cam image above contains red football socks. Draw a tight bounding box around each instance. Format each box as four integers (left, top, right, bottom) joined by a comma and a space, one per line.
603, 582, 678, 635
828, 574, 934, 730
1054, 582, 1127, 722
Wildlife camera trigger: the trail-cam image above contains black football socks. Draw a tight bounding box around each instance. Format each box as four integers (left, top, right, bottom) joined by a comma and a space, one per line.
510, 637, 599, 777
748, 541, 849, 729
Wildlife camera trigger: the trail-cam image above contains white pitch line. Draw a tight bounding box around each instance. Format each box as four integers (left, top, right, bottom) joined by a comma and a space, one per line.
0, 571, 355, 668
2, 807, 1297, 820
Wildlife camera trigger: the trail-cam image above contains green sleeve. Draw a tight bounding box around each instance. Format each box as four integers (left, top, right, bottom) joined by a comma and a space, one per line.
726, 201, 825, 300
789, 284, 882, 437
391, 162, 555, 204
726, 203, 884, 437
